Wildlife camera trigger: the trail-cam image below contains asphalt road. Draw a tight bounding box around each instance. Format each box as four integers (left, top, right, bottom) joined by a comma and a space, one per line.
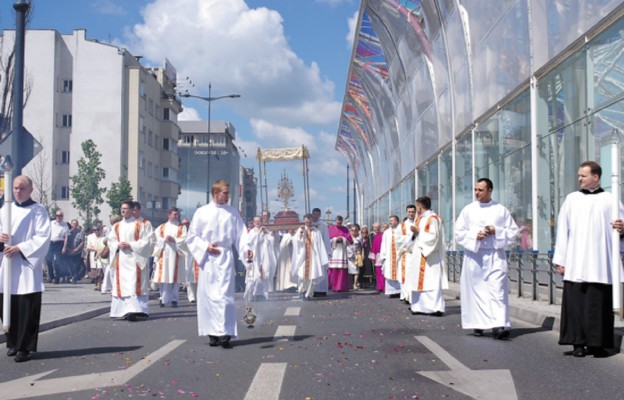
1, 290, 624, 400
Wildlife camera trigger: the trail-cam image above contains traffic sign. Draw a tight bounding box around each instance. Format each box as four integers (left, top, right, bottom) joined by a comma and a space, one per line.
0, 127, 42, 168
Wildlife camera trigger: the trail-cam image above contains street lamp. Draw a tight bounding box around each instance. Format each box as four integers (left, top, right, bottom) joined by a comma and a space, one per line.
179, 83, 240, 203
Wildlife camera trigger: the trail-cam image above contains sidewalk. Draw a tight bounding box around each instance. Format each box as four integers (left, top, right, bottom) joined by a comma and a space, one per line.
2, 281, 623, 351
0, 281, 155, 344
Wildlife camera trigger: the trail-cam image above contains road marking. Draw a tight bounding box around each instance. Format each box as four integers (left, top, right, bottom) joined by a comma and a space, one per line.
415, 336, 518, 400
244, 362, 287, 400
274, 325, 296, 341
284, 307, 300, 316
0, 339, 186, 400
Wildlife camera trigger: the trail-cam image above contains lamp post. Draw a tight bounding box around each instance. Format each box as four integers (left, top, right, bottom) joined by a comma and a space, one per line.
180, 83, 240, 203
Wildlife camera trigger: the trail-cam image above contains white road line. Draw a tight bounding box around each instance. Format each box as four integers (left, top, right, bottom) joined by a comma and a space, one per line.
284, 307, 300, 316
415, 336, 518, 400
415, 335, 469, 371
0, 340, 186, 400
274, 325, 296, 341
244, 363, 287, 400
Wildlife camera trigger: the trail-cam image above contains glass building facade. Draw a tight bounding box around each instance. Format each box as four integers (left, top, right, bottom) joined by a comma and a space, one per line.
337, 0, 624, 251
177, 120, 241, 220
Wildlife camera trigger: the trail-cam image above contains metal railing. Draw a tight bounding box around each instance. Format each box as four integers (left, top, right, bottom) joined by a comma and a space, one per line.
446, 250, 624, 310
446, 250, 624, 306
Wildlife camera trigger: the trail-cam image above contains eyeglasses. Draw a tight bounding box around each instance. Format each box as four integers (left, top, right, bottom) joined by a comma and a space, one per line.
56, 214, 63, 217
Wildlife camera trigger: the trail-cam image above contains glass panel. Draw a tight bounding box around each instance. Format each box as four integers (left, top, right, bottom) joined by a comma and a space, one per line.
455, 132, 473, 213
538, 51, 587, 132
588, 20, 624, 111
439, 147, 453, 246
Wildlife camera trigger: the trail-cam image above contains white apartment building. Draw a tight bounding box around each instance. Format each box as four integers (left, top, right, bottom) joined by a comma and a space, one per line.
0, 29, 181, 224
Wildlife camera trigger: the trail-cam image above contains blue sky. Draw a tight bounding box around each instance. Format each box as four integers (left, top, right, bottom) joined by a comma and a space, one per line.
0, 0, 360, 221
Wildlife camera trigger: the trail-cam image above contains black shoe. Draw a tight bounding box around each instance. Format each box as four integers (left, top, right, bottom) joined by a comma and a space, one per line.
492, 327, 509, 340
587, 346, 609, 358
14, 351, 31, 362
572, 345, 587, 357
208, 335, 221, 347
430, 311, 444, 317
220, 335, 232, 348
171, 301, 178, 308
159, 301, 165, 308
314, 292, 327, 297
7, 348, 17, 357
473, 329, 484, 337
126, 313, 138, 322
389, 294, 400, 299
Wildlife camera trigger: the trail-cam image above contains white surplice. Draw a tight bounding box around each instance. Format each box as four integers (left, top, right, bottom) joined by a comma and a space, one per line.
410, 211, 448, 314
455, 200, 518, 330
291, 226, 328, 298
275, 232, 296, 291
0, 202, 51, 294
379, 226, 402, 295
153, 221, 187, 304
186, 202, 247, 338
312, 220, 331, 293
244, 226, 276, 301
107, 217, 153, 317
553, 191, 624, 283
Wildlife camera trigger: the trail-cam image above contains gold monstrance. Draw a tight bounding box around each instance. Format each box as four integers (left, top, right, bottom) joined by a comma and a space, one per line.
277, 170, 294, 210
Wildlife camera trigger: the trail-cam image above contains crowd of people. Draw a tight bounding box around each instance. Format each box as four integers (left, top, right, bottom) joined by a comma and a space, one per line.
1, 161, 623, 363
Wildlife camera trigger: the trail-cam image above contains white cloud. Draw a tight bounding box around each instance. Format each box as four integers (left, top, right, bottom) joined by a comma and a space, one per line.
178, 106, 200, 121
250, 119, 318, 151
315, 0, 353, 7
346, 10, 359, 49
125, 0, 338, 128
91, 0, 126, 16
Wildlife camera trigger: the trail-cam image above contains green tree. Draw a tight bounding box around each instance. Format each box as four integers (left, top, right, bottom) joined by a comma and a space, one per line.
70, 139, 106, 230
106, 174, 133, 217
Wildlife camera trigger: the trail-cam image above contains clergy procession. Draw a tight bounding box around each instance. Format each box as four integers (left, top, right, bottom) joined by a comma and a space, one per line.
1, 167, 623, 365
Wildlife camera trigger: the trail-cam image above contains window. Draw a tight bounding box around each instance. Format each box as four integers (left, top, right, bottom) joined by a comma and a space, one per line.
155, 134, 159, 150
147, 161, 153, 178
60, 186, 70, 199
139, 81, 145, 97
139, 117, 145, 133
163, 108, 170, 121
62, 114, 72, 127
148, 130, 153, 146
139, 151, 145, 169
163, 167, 169, 178
163, 138, 170, 150
148, 99, 154, 115
60, 150, 70, 164
63, 80, 73, 93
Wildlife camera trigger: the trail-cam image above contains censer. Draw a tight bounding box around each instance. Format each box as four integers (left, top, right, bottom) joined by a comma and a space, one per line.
243, 306, 257, 328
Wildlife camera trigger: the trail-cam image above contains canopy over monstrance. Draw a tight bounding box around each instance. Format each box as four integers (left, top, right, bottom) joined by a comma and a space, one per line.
256, 146, 310, 215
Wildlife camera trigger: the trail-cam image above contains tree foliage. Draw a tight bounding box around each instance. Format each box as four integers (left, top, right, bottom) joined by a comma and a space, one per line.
106, 174, 133, 217
70, 139, 106, 230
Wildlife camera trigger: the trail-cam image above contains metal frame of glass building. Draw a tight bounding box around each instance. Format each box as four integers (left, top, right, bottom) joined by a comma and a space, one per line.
336, 0, 624, 251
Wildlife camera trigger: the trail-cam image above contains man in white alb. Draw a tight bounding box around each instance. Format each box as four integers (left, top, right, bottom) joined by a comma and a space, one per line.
107, 200, 154, 321
312, 207, 331, 296
152, 207, 187, 307
291, 214, 328, 300
410, 196, 448, 316
455, 178, 518, 339
244, 216, 276, 301
186, 180, 248, 348
379, 215, 402, 297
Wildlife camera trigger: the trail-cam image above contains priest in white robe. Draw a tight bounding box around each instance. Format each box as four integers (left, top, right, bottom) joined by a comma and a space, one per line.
291, 214, 328, 300
243, 216, 276, 301
410, 196, 448, 315
312, 207, 331, 296
152, 208, 187, 307
186, 180, 248, 348
275, 230, 297, 291
456, 178, 518, 339
554, 161, 624, 357
107, 200, 153, 321
397, 205, 417, 302
0, 176, 51, 363
379, 215, 403, 297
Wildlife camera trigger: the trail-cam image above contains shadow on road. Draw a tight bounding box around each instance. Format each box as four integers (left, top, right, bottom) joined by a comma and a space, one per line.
35, 345, 143, 359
